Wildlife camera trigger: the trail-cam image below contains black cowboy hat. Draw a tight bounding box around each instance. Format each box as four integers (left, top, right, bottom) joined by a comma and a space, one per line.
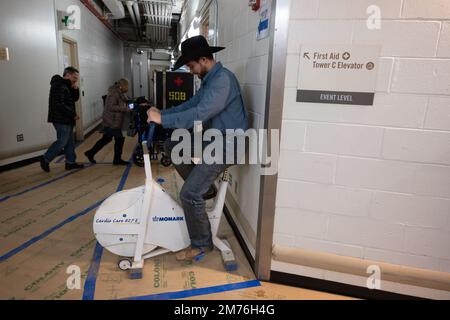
173, 35, 225, 70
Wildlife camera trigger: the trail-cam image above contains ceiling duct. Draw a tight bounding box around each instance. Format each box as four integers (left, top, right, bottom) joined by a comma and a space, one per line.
102, 0, 125, 19
125, 1, 139, 38
132, 2, 142, 30
144, 0, 175, 48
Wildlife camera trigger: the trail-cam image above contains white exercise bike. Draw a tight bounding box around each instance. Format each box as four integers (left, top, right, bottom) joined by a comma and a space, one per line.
93, 123, 237, 279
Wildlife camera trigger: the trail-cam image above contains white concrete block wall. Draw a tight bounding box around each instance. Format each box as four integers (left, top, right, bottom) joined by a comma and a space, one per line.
55, 0, 124, 131
215, 0, 271, 246
0, 0, 59, 162
438, 22, 450, 57
0, 0, 123, 164
274, 0, 450, 294
402, 0, 450, 19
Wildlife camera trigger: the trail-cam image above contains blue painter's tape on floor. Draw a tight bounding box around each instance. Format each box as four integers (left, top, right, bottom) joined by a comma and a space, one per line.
0, 168, 85, 203
156, 177, 165, 184
0, 199, 104, 262
82, 241, 104, 300
82, 160, 134, 300
120, 280, 261, 300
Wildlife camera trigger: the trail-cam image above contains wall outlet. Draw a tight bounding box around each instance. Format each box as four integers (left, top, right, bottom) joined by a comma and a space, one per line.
17, 134, 24, 142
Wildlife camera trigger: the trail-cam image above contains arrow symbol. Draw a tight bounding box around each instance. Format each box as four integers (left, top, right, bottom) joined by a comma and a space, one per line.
303, 52, 310, 60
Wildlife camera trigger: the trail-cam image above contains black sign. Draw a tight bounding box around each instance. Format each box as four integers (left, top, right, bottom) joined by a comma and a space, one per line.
296, 90, 374, 106
154, 71, 194, 110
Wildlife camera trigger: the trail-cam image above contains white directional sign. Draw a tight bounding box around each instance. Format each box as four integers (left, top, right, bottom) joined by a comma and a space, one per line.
297, 44, 381, 105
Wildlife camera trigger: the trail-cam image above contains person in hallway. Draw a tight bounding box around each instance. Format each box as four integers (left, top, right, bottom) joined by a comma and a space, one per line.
40, 66, 84, 172
84, 79, 132, 166
146, 35, 248, 262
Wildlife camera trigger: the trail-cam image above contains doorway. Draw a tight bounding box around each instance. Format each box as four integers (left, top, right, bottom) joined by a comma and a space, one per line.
132, 51, 149, 99
62, 37, 83, 141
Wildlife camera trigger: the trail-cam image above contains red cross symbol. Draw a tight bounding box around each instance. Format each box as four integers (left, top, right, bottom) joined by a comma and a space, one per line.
174, 77, 184, 87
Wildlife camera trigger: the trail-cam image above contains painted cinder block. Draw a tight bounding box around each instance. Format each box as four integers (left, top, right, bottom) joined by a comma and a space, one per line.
410, 164, 450, 198
287, 20, 353, 53
370, 191, 450, 228
305, 123, 384, 157
242, 84, 266, 115
278, 150, 336, 184
284, 54, 300, 88
381, 128, 450, 165
341, 93, 427, 128
327, 215, 405, 251
280, 121, 306, 151
405, 227, 450, 259
274, 207, 328, 239
402, 0, 450, 19
438, 22, 450, 58
317, 0, 402, 19
245, 55, 268, 85
424, 96, 450, 131
291, 0, 319, 19
363, 247, 441, 271
294, 235, 364, 258
272, 232, 295, 247
376, 58, 394, 92
335, 157, 417, 193
353, 21, 440, 57
439, 259, 450, 273
391, 59, 450, 95
276, 179, 372, 217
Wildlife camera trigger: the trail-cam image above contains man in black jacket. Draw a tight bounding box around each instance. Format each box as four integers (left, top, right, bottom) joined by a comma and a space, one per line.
40, 66, 84, 172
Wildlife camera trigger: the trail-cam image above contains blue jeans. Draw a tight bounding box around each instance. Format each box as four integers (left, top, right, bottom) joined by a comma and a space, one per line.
164, 138, 232, 250
43, 123, 76, 164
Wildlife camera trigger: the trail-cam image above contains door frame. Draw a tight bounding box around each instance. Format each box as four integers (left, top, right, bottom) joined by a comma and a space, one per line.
62, 36, 84, 141
254, 0, 290, 280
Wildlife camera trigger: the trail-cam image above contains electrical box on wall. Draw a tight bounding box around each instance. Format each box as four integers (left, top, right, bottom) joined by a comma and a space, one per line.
249, 0, 260, 11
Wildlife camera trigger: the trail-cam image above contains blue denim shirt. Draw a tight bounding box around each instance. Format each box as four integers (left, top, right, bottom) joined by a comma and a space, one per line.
161, 62, 248, 133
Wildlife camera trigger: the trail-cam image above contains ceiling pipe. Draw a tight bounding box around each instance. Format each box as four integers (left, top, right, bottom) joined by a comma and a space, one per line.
142, 0, 175, 46
132, 1, 142, 31
156, 2, 161, 42
164, 3, 169, 43
144, 1, 151, 40
125, 1, 139, 38
150, 1, 156, 43
212, 0, 218, 46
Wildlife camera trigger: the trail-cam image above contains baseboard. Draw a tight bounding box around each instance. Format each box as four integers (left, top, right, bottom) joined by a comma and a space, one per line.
84, 119, 102, 136
0, 123, 101, 173
270, 270, 428, 300
223, 204, 256, 270
0, 155, 43, 173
